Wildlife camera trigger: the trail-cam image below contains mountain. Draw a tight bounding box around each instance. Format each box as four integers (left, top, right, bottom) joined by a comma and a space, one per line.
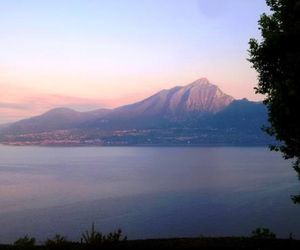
0, 123, 10, 129
85, 78, 235, 129
112, 78, 233, 116
0, 78, 271, 146
208, 98, 267, 130
1, 107, 111, 135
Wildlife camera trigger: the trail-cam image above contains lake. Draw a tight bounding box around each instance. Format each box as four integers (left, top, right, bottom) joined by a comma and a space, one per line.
0, 145, 299, 243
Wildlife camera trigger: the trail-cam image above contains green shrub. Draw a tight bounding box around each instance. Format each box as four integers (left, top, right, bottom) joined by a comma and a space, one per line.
251, 227, 276, 239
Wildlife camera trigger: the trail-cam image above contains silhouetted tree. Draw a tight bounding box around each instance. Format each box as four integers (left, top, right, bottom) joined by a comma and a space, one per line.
248, 0, 300, 202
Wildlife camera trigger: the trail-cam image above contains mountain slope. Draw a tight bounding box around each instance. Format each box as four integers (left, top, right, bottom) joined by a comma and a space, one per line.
111, 78, 233, 117
210, 99, 267, 130
85, 78, 235, 129
1, 107, 111, 134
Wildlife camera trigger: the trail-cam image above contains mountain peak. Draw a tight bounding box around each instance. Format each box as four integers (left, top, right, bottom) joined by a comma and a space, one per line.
115, 78, 235, 117
187, 77, 210, 87
44, 107, 78, 115
174, 78, 234, 113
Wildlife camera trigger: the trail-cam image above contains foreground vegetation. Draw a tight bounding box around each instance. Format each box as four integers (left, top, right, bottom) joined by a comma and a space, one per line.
1, 237, 300, 250
0, 226, 299, 250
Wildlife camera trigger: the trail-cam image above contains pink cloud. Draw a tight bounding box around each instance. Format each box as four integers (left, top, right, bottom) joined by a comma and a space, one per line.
0, 84, 150, 123
0, 92, 106, 123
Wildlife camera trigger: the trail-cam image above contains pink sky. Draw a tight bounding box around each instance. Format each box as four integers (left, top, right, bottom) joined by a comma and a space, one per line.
0, 72, 263, 124
0, 0, 267, 124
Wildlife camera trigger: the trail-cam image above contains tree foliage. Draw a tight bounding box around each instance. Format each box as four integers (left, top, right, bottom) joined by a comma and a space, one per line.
248, 0, 300, 202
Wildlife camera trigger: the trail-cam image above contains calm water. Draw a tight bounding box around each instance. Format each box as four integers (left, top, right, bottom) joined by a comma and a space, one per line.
0, 145, 299, 243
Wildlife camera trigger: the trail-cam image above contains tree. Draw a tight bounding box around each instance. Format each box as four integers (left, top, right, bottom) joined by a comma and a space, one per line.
248, 0, 300, 203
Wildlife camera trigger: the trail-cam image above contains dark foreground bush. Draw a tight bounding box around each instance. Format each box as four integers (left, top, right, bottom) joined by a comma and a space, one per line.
45, 234, 71, 249
1, 227, 300, 250
13, 236, 35, 249
0, 237, 300, 250
81, 224, 127, 247
251, 227, 276, 239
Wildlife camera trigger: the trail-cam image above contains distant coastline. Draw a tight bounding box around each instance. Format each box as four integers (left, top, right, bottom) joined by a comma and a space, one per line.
0, 142, 269, 147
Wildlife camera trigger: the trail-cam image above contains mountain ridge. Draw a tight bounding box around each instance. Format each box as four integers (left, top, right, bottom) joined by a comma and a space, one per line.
112, 78, 234, 116
0, 78, 270, 146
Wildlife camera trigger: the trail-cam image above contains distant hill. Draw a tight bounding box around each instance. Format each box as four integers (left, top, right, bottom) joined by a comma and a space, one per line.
1, 107, 110, 135
0, 78, 271, 146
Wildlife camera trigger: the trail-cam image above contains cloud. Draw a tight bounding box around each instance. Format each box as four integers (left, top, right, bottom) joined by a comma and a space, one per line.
0, 83, 150, 123
0, 93, 107, 123
0, 102, 33, 110
22, 94, 107, 111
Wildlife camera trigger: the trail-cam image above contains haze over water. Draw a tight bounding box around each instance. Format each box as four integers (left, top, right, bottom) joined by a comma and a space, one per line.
0, 145, 299, 243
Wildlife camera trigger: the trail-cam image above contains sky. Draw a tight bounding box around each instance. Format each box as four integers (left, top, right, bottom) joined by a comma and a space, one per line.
0, 0, 269, 123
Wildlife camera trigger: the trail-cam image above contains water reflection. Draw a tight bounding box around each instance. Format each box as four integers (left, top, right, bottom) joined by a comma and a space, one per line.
0, 146, 298, 242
